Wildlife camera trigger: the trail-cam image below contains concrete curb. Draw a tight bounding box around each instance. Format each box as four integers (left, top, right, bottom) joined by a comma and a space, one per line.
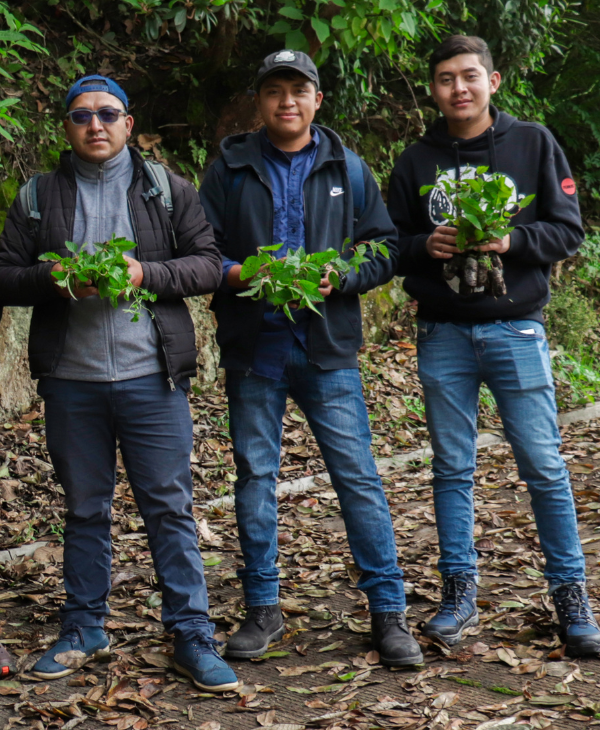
0, 540, 48, 564
203, 402, 600, 511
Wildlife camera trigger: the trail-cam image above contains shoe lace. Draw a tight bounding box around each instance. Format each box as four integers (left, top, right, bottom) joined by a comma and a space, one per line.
59, 627, 84, 647
382, 612, 408, 633
243, 605, 270, 628
554, 584, 596, 626
190, 636, 221, 658
438, 576, 471, 619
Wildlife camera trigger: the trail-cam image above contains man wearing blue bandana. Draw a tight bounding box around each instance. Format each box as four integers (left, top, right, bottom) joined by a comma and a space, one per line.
0, 75, 238, 691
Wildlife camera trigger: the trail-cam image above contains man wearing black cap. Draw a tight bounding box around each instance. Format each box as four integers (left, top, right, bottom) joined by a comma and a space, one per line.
0, 75, 239, 690
200, 51, 422, 666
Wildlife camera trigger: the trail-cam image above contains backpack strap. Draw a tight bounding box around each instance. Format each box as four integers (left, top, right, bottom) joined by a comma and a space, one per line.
19, 173, 43, 236
343, 146, 366, 225
141, 160, 173, 216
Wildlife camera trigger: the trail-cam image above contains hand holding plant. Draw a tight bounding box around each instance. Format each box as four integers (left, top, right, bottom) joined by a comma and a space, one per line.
421, 166, 535, 296
237, 239, 389, 321
39, 234, 157, 322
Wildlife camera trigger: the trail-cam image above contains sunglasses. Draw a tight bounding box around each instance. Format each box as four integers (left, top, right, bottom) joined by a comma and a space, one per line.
66, 107, 127, 125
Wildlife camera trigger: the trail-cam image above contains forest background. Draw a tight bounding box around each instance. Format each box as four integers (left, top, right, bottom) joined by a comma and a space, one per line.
0, 0, 600, 418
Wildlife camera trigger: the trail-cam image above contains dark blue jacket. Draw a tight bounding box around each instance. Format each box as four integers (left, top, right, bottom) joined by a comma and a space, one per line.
200, 124, 399, 372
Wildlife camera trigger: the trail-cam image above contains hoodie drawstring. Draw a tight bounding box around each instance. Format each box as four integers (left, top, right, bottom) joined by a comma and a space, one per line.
451, 126, 498, 180
452, 141, 461, 181
486, 126, 498, 173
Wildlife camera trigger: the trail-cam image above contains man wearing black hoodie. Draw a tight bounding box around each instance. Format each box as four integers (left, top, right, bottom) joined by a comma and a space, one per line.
200, 50, 423, 667
388, 35, 600, 657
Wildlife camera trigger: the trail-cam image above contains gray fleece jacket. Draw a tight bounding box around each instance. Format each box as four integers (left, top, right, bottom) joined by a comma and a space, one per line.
53, 146, 164, 381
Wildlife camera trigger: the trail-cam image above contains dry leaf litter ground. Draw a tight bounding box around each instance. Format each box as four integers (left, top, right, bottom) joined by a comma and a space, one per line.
1, 305, 600, 730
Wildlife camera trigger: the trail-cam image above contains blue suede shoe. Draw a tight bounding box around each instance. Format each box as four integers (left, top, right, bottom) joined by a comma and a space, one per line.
174, 637, 239, 692
553, 583, 600, 657
33, 626, 110, 679
422, 574, 478, 646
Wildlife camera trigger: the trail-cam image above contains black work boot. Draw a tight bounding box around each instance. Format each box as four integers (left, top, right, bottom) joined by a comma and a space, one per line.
552, 583, 600, 657
371, 612, 424, 667
225, 605, 285, 659
422, 573, 478, 646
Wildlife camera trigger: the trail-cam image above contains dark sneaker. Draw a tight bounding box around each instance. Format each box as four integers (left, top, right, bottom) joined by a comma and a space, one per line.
552, 583, 600, 657
174, 638, 239, 692
225, 605, 285, 659
33, 626, 110, 679
422, 573, 478, 646
0, 644, 17, 678
371, 612, 424, 667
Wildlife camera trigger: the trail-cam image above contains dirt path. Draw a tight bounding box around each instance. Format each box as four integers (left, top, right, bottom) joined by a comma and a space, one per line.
2, 417, 600, 730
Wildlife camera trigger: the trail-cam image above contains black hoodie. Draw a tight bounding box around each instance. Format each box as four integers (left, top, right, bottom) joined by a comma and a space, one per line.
387, 106, 584, 322
200, 124, 398, 371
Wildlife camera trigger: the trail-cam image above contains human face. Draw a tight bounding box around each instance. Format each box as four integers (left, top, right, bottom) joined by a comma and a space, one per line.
429, 53, 501, 137
63, 91, 134, 164
255, 74, 323, 151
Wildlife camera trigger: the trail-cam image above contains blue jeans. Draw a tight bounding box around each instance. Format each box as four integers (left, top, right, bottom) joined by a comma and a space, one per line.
417, 319, 585, 587
38, 373, 214, 641
226, 342, 406, 612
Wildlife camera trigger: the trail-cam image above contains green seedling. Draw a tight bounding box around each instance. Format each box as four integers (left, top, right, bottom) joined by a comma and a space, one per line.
237, 239, 389, 321
39, 234, 157, 322
420, 165, 535, 297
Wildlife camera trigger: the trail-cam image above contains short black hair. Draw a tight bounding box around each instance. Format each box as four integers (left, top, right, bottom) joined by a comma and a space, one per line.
429, 35, 494, 80
257, 69, 317, 93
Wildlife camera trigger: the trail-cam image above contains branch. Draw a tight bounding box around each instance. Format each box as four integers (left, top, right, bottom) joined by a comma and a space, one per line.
365, 25, 420, 113
63, 7, 151, 79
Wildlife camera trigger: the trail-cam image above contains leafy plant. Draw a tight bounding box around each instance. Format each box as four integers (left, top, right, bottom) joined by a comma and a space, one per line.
420, 165, 535, 297
0, 2, 48, 142
38, 234, 157, 322
238, 239, 389, 321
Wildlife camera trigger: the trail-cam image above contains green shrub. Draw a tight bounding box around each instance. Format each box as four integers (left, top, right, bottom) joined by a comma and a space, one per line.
546, 288, 599, 354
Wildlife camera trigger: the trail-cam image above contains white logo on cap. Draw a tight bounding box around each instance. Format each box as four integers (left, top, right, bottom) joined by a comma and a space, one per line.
274, 51, 296, 63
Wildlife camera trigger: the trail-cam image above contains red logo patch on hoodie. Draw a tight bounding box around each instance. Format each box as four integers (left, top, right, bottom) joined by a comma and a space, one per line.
561, 178, 576, 195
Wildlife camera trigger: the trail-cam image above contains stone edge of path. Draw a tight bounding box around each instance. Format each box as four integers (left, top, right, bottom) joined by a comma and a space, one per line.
203, 401, 600, 511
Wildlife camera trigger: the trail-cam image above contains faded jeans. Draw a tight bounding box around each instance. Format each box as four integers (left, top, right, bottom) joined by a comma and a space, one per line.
226, 342, 406, 612
416, 319, 585, 588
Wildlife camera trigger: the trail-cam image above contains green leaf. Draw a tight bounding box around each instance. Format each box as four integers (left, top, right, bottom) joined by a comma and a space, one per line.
203, 556, 222, 566
419, 184, 435, 195
279, 6, 304, 20
476, 165, 489, 175
400, 11, 416, 37
173, 7, 187, 33
379, 16, 392, 43
240, 256, 263, 281
0, 124, 14, 142
331, 15, 347, 29
285, 29, 309, 51
311, 17, 330, 43
379, 0, 399, 9
0, 97, 20, 109
519, 194, 536, 208
268, 19, 291, 35
65, 241, 79, 254
463, 213, 482, 230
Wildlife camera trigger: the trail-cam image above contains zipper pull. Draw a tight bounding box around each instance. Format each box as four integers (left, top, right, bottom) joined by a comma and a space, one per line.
167, 377, 176, 392
98, 163, 104, 181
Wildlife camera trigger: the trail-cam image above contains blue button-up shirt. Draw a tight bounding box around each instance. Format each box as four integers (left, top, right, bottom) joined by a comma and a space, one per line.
221, 127, 320, 380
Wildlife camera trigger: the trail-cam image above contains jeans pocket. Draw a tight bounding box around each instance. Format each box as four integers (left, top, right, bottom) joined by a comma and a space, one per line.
505, 320, 546, 340
416, 320, 440, 342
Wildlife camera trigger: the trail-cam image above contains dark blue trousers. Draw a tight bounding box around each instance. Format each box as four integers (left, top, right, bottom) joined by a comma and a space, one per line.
38, 373, 214, 641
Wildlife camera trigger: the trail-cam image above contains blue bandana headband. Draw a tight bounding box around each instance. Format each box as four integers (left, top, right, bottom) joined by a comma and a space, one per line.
65, 75, 129, 111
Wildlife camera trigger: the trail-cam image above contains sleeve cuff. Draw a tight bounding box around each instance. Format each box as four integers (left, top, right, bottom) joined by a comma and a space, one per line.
502, 228, 526, 259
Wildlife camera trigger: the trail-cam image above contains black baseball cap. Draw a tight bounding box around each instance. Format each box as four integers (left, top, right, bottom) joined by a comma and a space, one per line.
256, 50, 320, 90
